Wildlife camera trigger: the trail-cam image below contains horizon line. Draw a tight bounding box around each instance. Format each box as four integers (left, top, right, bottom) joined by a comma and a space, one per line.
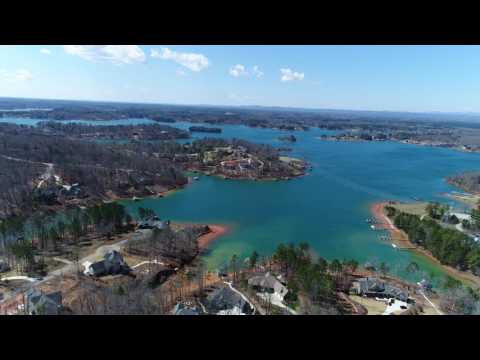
1, 95, 479, 117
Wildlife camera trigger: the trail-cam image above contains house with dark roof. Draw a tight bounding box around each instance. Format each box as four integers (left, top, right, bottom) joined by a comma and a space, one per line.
248, 272, 288, 301
171, 302, 202, 315
351, 277, 410, 303
138, 216, 170, 230
204, 285, 254, 315
83, 250, 130, 277
25, 288, 63, 315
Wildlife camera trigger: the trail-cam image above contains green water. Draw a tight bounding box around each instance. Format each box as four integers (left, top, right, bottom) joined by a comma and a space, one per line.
3, 116, 480, 286
118, 122, 480, 286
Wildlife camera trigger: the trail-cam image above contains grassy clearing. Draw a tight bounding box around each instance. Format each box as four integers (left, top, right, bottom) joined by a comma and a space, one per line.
391, 202, 429, 217
348, 295, 386, 315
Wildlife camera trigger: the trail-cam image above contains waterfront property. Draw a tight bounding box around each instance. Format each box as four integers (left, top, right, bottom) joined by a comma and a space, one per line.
4, 116, 480, 286
248, 272, 288, 301
203, 284, 254, 315
25, 288, 63, 315
350, 277, 411, 303
171, 302, 202, 315
83, 250, 130, 277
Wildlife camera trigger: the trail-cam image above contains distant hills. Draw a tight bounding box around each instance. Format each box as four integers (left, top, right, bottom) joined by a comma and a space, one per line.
2, 96, 480, 123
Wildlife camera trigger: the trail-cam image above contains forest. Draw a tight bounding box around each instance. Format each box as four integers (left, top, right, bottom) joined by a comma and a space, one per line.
0, 124, 187, 218
36, 121, 190, 140
386, 207, 480, 274
0, 121, 297, 219
0, 202, 132, 276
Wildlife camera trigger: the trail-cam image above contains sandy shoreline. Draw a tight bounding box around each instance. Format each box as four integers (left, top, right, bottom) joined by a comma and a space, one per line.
370, 201, 480, 288
197, 224, 230, 249
370, 202, 415, 249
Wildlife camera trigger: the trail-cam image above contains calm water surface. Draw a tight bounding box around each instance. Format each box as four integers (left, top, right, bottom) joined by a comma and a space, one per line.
3, 116, 480, 285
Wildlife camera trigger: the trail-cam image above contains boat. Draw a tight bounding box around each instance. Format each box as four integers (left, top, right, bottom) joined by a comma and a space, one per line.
193, 176, 199, 181
370, 225, 376, 230
392, 244, 397, 249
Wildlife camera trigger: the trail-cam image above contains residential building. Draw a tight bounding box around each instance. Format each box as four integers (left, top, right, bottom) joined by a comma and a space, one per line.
248, 272, 289, 301
25, 288, 63, 315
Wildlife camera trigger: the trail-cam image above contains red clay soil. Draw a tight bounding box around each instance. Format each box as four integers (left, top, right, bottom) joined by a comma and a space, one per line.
370, 202, 415, 249
197, 225, 230, 250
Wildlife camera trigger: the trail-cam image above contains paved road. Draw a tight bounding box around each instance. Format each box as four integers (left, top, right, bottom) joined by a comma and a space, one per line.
44, 231, 148, 280
0, 229, 150, 306
418, 288, 444, 315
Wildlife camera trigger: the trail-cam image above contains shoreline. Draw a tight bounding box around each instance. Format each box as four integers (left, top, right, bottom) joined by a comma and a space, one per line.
317, 136, 480, 154
440, 190, 480, 208
196, 224, 230, 250
370, 201, 480, 288
188, 168, 308, 182
370, 202, 415, 249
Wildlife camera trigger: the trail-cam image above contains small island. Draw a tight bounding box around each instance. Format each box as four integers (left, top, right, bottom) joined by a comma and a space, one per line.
189, 126, 222, 133
278, 134, 297, 142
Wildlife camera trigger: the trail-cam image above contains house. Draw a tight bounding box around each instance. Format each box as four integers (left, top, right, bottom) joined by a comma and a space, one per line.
171, 302, 201, 315
351, 277, 410, 303
83, 260, 106, 277
248, 272, 288, 301
60, 183, 86, 199
83, 250, 130, 277
204, 285, 254, 315
418, 279, 432, 292
25, 288, 63, 315
138, 216, 170, 230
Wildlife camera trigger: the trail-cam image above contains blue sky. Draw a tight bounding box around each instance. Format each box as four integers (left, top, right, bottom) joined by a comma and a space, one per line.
0, 45, 479, 113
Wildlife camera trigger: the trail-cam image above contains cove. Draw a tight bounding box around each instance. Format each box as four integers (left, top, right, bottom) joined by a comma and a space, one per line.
119, 122, 480, 286
3, 116, 480, 286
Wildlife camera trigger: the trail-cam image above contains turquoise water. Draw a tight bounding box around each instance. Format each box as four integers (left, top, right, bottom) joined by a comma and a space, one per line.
3, 117, 480, 285
120, 122, 480, 285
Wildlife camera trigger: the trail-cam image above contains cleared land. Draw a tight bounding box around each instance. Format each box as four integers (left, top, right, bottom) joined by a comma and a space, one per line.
390, 202, 429, 217
348, 295, 386, 315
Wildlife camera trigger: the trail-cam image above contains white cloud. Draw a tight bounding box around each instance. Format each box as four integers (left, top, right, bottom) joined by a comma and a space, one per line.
229, 64, 264, 78
151, 47, 209, 72
0, 68, 33, 82
40, 48, 51, 55
229, 64, 248, 77
252, 65, 264, 78
63, 45, 146, 64
280, 68, 304, 82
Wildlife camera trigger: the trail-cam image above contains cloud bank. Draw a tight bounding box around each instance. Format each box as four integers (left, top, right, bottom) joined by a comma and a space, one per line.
64, 45, 146, 64
280, 68, 304, 82
151, 48, 209, 72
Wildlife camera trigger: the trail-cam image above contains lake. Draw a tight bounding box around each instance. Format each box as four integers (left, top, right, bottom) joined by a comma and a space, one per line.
3, 116, 480, 285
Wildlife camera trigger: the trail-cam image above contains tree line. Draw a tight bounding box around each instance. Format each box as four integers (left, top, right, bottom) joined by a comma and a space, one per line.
386, 206, 480, 274
0, 203, 132, 275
